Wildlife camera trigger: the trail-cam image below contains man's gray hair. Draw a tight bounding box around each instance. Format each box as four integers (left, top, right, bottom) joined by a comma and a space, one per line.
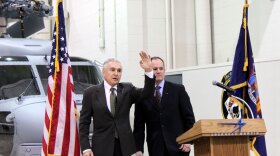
103, 58, 121, 69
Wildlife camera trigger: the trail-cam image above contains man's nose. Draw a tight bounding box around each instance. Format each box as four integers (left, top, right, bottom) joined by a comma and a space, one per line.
113, 70, 120, 75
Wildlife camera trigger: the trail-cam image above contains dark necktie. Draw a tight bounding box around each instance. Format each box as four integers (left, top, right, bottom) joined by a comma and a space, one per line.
110, 87, 119, 138
110, 88, 116, 116
155, 85, 161, 104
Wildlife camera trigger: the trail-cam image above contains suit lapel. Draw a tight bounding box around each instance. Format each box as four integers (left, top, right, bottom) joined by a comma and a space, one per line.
160, 81, 170, 108
115, 83, 124, 117
96, 82, 112, 116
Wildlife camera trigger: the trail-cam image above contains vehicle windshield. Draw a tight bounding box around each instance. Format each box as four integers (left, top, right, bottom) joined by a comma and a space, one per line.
37, 65, 102, 95
0, 65, 39, 99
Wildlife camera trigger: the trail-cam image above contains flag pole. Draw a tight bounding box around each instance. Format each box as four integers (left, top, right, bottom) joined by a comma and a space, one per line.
47, 0, 61, 155
55, 0, 61, 72
243, 0, 249, 72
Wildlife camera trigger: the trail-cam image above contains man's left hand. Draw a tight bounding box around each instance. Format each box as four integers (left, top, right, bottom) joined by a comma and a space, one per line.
179, 143, 191, 152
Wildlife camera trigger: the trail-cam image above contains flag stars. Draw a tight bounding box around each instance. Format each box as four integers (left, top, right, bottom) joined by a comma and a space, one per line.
60, 37, 65, 41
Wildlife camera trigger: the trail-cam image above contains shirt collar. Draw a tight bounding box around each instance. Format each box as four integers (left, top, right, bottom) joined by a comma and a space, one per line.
156, 80, 165, 88
104, 80, 117, 90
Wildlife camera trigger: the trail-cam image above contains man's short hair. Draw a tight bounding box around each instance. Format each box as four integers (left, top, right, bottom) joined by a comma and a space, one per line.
151, 56, 165, 67
103, 58, 121, 70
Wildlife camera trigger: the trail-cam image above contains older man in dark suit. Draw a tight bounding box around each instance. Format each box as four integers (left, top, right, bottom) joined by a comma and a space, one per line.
79, 51, 155, 156
133, 56, 195, 156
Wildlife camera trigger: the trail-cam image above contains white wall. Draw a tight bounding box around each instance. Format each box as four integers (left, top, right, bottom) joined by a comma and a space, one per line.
212, 0, 277, 63
66, 0, 128, 66
258, 0, 280, 59
172, 0, 197, 68
48, 0, 280, 68
166, 58, 280, 156
211, 0, 242, 63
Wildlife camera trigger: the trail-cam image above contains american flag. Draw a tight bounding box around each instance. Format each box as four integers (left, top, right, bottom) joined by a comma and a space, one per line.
41, 0, 81, 155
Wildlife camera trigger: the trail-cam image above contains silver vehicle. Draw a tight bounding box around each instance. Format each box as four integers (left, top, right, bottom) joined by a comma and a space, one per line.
0, 38, 102, 156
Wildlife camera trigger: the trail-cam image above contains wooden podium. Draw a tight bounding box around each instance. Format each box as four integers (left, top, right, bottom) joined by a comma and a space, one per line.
176, 119, 266, 156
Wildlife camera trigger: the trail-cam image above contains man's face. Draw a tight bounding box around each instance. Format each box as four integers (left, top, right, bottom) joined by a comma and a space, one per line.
152, 59, 165, 84
103, 61, 122, 87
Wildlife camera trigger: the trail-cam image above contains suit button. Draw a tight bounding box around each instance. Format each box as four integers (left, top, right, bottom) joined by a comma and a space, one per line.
161, 125, 164, 128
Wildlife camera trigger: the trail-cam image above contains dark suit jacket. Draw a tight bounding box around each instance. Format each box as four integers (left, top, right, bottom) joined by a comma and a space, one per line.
133, 81, 195, 156
79, 75, 154, 156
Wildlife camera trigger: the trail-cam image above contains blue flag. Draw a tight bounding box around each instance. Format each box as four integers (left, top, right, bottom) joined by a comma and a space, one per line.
230, 3, 267, 156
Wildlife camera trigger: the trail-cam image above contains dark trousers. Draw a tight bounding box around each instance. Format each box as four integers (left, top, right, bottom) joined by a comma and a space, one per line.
148, 141, 170, 156
163, 144, 170, 156
114, 138, 122, 156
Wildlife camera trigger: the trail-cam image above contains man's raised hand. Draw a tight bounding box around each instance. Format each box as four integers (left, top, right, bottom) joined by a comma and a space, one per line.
139, 50, 152, 72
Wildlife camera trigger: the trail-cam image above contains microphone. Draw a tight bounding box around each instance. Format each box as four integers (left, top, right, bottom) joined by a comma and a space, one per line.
212, 80, 236, 94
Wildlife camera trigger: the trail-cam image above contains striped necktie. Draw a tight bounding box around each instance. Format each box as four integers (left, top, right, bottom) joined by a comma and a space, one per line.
155, 85, 161, 104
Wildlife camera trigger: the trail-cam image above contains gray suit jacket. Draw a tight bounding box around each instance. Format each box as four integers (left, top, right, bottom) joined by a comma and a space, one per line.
79, 75, 154, 156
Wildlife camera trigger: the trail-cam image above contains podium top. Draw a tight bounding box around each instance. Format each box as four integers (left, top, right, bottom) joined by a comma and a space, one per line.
176, 119, 266, 144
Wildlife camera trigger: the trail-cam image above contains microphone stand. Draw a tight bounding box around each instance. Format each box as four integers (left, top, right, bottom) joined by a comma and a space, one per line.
227, 94, 254, 119
218, 92, 252, 133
